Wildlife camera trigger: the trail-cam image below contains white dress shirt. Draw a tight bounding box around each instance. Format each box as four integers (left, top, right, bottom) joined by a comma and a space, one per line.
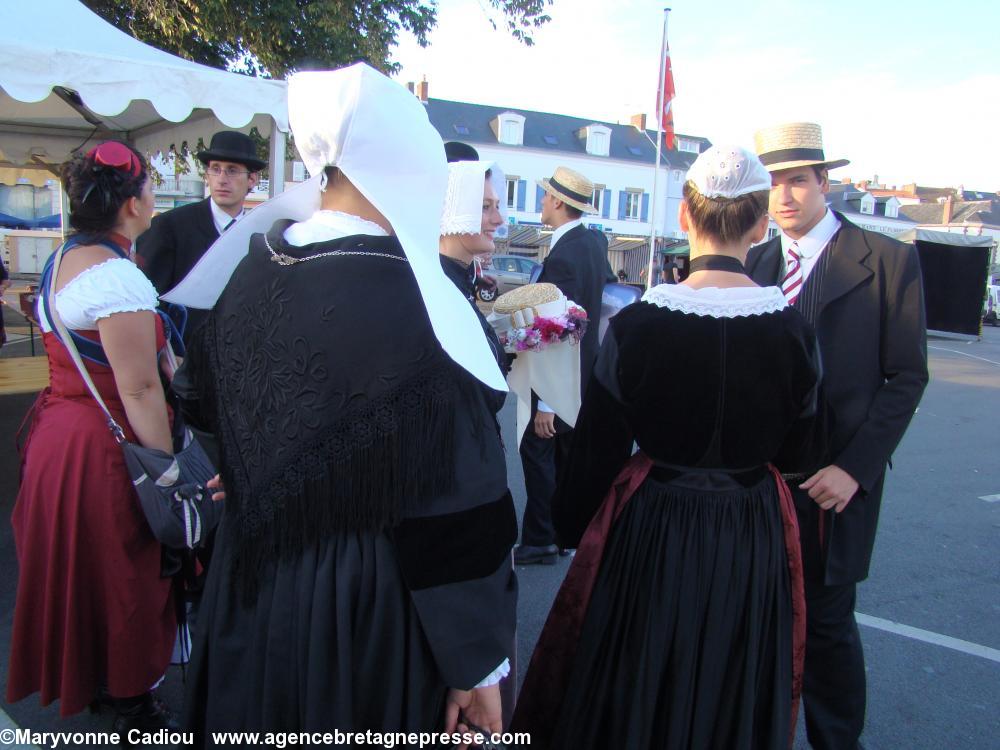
537, 218, 585, 415
210, 199, 245, 236
780, 208, 841, 284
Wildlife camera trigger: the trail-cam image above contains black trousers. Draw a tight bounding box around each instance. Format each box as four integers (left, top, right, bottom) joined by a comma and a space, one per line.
518, 424, 572, 547
795, 489, 867, 750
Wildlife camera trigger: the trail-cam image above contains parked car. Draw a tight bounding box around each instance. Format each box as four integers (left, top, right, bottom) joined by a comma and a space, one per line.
478, 254, 541, 302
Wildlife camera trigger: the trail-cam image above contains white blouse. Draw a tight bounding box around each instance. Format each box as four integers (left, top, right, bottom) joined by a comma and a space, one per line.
38, 257, 159, 333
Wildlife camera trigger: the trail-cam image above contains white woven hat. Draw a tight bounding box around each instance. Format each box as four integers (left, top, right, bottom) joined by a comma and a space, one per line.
754, 122, 849, 173
163, 62, 507, 391
440, 160, 507, 235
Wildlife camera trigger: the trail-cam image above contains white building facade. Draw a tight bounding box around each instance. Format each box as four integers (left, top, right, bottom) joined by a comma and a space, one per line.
422, 95, 709, 280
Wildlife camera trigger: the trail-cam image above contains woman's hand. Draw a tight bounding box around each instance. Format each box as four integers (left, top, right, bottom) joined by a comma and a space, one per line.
206, 474, 225, 502
444, 684, 502, 750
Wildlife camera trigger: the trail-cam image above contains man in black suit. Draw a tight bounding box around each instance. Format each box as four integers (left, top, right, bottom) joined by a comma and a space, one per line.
746, 122, 928, 750
137, 131, 266, 343
515, 166, 614, 565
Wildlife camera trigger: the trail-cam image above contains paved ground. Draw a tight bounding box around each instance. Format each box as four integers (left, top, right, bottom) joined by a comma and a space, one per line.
1, 322, 998, 748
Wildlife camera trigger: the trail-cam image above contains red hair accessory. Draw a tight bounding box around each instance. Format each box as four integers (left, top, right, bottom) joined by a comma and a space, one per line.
87, 142, 143, 178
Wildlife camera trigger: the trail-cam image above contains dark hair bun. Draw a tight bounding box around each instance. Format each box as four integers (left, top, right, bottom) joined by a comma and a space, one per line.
61, 141, 147, 235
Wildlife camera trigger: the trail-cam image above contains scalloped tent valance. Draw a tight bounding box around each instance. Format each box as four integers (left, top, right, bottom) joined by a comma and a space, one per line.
0, 0, 288, 191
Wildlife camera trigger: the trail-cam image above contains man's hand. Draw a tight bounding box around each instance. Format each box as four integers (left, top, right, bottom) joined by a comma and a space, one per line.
800, 465, 859, 513
534, 410, 556, 439
444, 684, 502, 750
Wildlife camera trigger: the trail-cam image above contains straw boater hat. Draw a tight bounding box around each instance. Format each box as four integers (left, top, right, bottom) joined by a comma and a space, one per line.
753, 122, 849, 173
537, 166, 598, 213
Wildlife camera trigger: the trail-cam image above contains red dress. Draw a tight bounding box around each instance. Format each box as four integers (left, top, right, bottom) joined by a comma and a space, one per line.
7, 319, 176, 715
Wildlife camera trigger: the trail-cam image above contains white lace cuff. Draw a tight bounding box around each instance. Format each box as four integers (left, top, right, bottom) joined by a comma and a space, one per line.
475, 658, 510, 688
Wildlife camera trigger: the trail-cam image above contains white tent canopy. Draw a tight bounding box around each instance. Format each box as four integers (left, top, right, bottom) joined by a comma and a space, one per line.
0, 0, 288, 192
897, 228, 994, 247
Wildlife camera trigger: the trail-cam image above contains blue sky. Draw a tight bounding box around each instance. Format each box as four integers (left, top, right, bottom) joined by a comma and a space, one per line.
393, 0, 999, 190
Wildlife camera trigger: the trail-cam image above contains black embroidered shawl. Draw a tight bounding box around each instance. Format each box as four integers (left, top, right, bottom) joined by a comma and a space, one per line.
184, 224, 516, 603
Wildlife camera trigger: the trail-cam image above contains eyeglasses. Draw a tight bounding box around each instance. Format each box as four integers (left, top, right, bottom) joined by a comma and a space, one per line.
205, 166, 251, 178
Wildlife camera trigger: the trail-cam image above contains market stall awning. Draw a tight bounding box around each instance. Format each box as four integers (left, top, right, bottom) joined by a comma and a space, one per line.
0, 0, 288, 190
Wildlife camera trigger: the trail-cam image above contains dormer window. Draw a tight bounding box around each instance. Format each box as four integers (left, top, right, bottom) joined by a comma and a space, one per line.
495, 112, 525, 146
860, 194, 875, 215
582, 124, 612, 157
677, 138, 700, 154
885, 198, 900, 218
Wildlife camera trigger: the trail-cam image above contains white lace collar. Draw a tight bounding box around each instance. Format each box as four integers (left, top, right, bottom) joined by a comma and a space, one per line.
642, 284, 788, 318
283, 210, 390, 246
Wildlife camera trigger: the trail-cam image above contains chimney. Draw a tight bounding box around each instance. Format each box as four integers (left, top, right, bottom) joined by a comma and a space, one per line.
416, 77, 429, 103
942, 195, 954, 224
406, 82, 415, 94
630, 113, 647, 130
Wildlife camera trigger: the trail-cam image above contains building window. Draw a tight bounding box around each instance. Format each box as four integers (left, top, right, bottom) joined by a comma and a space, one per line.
625, 191, 642, 220
860, 197, 875, 215
592, 185, 605, 214
496, 112, 525, 146
678, 138, 699, 153
506, 178, 518, 209
886, 202, 899, 218
584, 124, 612, 157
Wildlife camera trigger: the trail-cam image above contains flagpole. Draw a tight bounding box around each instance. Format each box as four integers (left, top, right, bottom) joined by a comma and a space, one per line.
645, 8, 670, 291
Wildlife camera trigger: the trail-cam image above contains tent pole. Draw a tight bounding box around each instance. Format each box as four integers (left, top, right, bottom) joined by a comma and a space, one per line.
268, 122, 286, 197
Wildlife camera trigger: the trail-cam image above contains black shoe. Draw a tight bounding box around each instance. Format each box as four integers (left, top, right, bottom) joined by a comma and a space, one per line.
111, 691, 179, 742
514, 543, 559, 565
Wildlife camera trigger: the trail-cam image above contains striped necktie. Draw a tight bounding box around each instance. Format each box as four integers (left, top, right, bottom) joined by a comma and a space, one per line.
781, 243, 803, 305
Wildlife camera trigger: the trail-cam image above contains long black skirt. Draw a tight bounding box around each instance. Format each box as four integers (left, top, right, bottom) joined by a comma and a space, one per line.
183, 522, 447, 747
551, 471, 792, 750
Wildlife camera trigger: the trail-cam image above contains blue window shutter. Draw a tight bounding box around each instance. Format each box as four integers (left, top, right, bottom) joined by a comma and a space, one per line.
618, 191, 627, 220
536, 185, 545, 212
517, 180, 526, 211
602, 189, 611, 219
641, 193, 650, 222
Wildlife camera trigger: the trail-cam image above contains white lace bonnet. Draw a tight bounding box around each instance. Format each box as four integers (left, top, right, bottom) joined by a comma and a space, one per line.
686, 144, 772, 199
440, 160, 507, 236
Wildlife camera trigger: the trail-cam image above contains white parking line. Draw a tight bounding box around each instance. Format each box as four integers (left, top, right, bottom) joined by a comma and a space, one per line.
927, 345, 1000, 366
856, 612, 1000, 663
979, 494, 1000, 503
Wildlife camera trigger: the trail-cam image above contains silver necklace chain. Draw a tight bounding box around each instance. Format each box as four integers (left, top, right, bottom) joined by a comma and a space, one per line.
264, 234, 409, 266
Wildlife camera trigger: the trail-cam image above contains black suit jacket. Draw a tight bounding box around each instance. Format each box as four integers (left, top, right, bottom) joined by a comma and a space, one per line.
136, 198, 220, 342
539, 224, 615, 401
746, 212, 928, 584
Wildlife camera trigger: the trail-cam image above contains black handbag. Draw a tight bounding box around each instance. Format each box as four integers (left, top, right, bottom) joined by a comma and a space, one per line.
46, 239, 223, 549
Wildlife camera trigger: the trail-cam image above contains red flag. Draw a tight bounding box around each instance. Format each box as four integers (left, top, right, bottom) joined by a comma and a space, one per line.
659, 41, 676, 150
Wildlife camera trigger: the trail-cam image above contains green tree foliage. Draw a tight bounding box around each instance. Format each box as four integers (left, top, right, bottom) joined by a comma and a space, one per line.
84, 0, 552, 78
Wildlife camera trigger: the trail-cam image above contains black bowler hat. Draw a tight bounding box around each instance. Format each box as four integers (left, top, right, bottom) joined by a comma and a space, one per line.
444, 141, 479, 163
196, 131, 267, 172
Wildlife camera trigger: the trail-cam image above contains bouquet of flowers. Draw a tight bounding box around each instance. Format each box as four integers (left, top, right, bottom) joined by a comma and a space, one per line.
499, 304, 588, 353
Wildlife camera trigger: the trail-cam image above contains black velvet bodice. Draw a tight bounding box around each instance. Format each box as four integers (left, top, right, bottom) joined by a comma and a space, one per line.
553, 298, 828, 547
